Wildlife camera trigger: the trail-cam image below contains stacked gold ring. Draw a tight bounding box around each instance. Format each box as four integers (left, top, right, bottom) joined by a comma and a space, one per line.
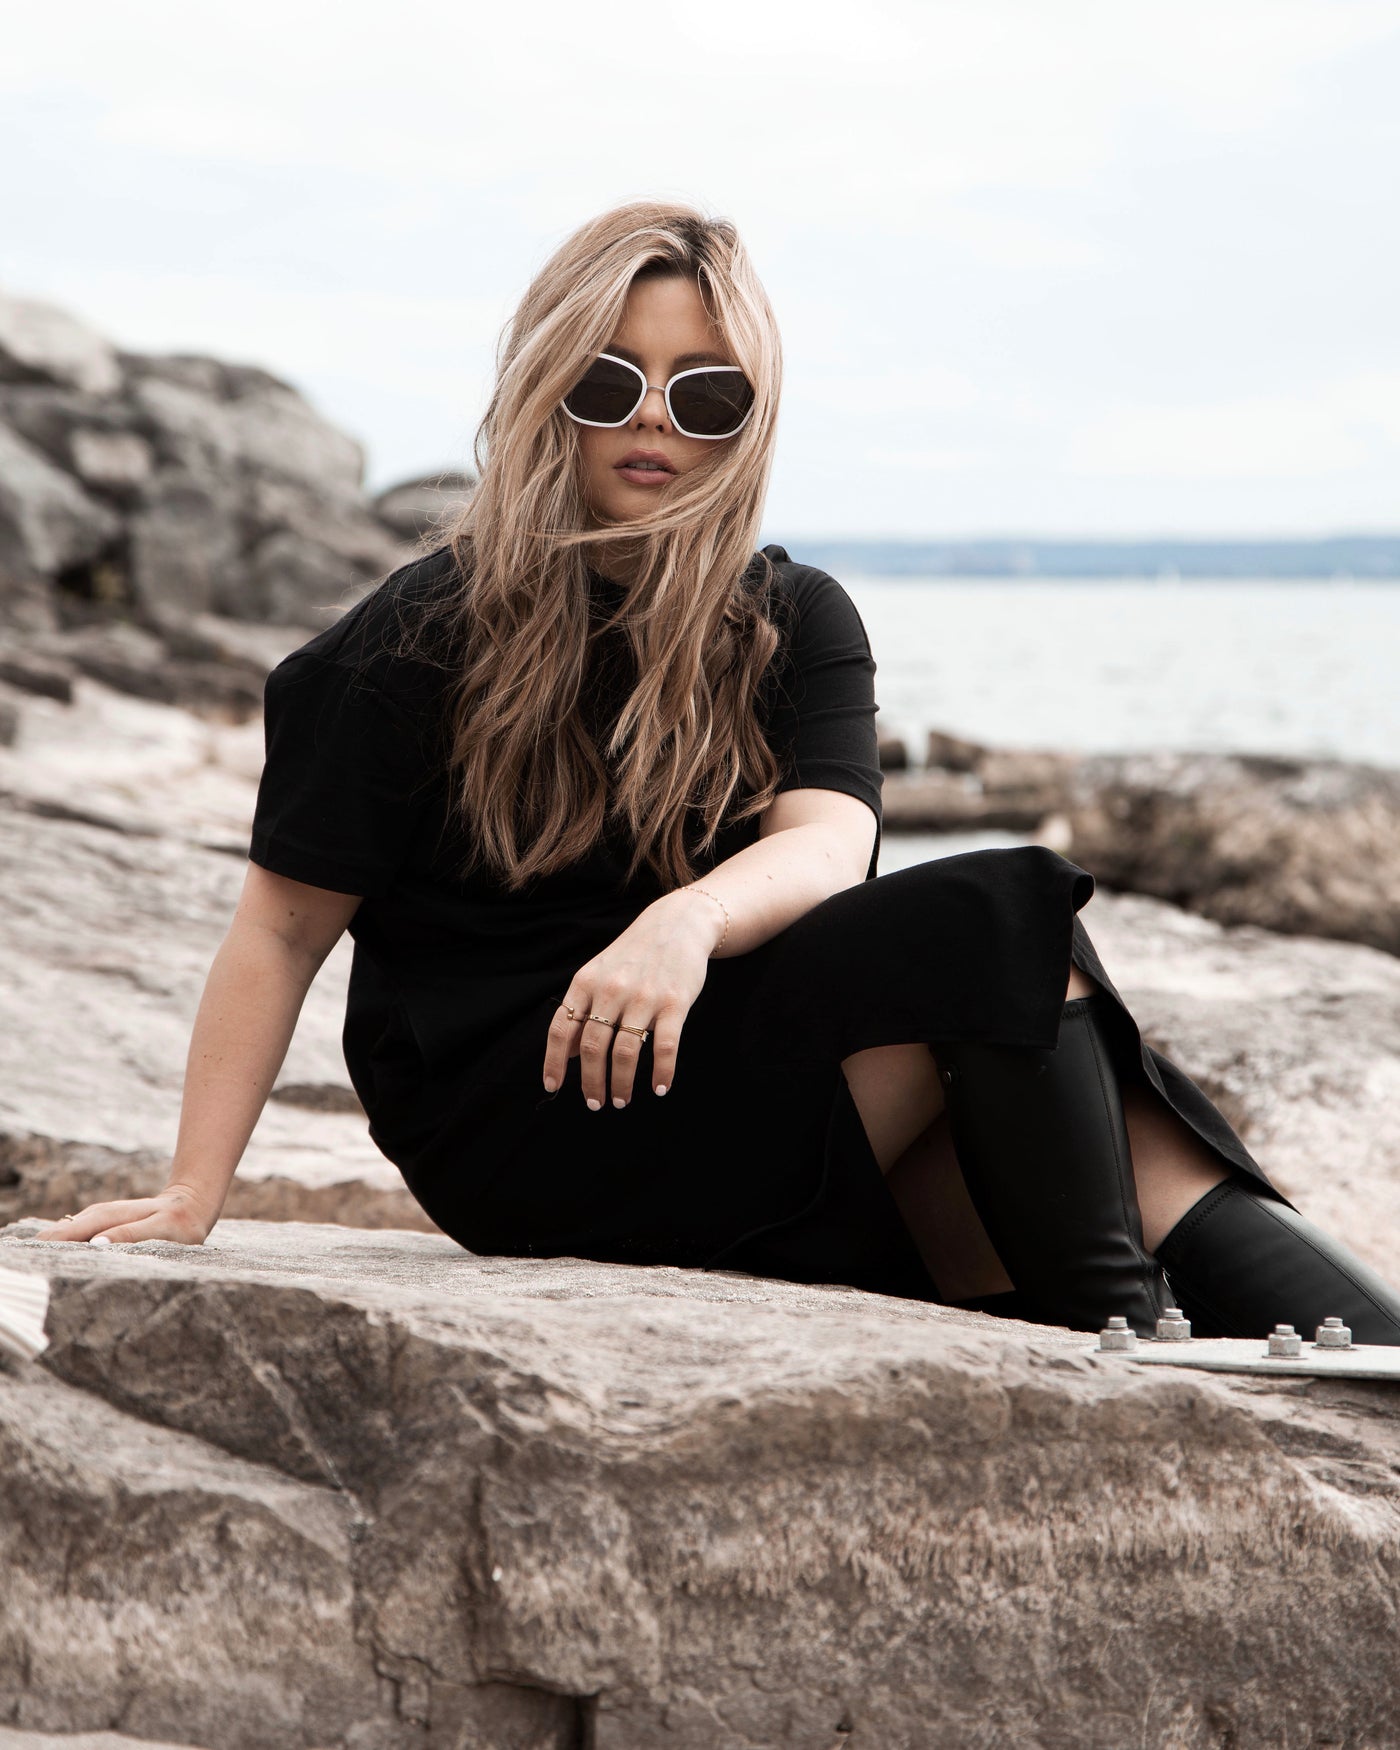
563, 1003, 650, 1044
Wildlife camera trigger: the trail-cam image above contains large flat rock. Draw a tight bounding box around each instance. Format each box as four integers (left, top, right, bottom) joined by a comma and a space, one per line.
1, 1220, 1398, 1748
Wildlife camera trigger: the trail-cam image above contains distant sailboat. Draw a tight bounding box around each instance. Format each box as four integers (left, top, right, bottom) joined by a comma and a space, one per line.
0, 1261, 51, 1366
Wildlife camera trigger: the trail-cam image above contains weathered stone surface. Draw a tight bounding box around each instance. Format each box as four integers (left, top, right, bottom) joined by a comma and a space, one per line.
0, 673, 433, 1233
1065, 750, 1400, 958
0, 295, 121, 398
2, 1220, 1399, 1747
875, 725, 906, 769
0, 1732, 195, 1748
0, 425, 122, 583
0, 652, 75, 704
0, 290, 420, 636
125, 469, 242, 622
895, 738, 1400, 956
883, 766, 1060, 832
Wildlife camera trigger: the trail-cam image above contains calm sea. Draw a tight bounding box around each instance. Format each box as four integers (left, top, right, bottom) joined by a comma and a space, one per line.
840, 576, 1400, 872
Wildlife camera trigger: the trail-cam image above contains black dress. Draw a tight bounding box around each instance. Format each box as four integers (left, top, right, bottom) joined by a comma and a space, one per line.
248, 542, 1297, 1303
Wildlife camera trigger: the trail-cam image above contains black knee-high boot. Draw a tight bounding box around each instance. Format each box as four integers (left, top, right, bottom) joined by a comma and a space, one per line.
1155, 1176, 1400, 1344
931, 992, 1172, 1336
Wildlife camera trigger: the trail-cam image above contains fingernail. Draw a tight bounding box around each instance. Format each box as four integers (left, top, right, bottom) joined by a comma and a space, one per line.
586, 1098, 601, 1111
89, 1234, 113, 1247
655, 1084, 668, 1096
613, 1097, 626, 1109
543, 1076, 557, 1093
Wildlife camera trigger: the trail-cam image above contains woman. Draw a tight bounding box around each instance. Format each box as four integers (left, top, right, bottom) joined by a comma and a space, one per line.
34, 201, 1400, 1345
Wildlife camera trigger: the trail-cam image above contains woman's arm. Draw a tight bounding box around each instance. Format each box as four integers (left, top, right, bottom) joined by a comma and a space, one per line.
32, 865, 362, 1245
660, 786, 877, 957
543, 788, 876, 1109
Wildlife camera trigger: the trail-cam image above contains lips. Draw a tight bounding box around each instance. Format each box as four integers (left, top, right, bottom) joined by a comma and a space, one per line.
616, 449, 675, 474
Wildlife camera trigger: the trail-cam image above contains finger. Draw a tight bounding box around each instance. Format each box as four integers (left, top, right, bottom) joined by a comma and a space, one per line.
543, 990, 591, 1092
33, 1200, 157, 1242
651, 1002, 686, 1097
607, 1019, 650, 1109
578, 1011, 617, 1110
92, 1211, 182, 1245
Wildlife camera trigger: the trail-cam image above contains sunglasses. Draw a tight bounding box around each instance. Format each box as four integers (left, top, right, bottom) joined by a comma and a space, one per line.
562, 352, 755, 440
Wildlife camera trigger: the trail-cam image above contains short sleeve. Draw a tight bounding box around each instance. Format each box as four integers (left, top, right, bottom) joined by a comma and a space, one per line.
764, 569, 883, 879
248, 651, 436, 898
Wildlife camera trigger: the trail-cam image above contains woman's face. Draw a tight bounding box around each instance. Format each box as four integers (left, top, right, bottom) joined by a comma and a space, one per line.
574, 272, 739, 528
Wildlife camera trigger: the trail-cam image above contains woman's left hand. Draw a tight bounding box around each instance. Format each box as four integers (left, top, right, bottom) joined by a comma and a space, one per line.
543, 890, 724, 1108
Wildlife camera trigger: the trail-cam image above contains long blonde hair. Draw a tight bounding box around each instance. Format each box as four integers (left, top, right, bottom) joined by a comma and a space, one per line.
391, 200, 787, 893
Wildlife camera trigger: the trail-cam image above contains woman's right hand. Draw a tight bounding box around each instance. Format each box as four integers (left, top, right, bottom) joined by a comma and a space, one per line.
31, 1183, 219, 1246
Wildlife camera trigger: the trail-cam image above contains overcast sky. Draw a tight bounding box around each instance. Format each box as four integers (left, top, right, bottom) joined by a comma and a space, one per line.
5, 0, 1398, 539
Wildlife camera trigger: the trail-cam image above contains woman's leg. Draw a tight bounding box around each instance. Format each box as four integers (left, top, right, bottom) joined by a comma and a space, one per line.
840, 962, 1228, 1309
844, 946, 1400, 1340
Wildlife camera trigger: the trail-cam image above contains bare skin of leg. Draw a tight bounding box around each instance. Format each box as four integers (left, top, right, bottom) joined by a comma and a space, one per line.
838, 963, 1231, 1300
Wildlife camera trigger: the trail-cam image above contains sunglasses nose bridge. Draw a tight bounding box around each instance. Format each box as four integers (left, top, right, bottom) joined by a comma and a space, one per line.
632, 378, 672, 425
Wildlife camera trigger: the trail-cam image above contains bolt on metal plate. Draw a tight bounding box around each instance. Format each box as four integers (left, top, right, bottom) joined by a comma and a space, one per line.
1090, 1332, 1400, 1381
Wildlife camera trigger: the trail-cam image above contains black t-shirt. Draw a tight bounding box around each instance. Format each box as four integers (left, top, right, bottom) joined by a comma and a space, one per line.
248, 540, 885, 1165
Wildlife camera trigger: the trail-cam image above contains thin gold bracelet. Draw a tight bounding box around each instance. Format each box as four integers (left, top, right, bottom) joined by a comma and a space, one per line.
683, 884, 731, 956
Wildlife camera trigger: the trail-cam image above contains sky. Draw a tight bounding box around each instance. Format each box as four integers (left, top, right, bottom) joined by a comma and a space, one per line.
4, 0, 1399, 540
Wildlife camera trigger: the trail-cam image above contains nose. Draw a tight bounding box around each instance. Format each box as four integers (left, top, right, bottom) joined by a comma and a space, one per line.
633, 382, 671, 431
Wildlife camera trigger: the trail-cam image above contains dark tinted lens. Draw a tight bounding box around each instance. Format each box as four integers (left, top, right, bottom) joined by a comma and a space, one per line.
669, 369, 754, 437
562, 355, 643, 425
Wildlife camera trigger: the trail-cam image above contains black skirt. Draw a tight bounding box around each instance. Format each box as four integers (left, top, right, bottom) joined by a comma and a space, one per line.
397, 846, 1296, 1299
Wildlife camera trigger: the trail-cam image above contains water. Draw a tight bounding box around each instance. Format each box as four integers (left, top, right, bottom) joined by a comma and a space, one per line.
842, 576, 1400, 874
845, 576, 1400, 769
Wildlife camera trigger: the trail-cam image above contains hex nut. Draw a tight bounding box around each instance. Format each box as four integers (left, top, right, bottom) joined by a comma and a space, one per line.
1267, 1322, 1303, 1357
1155, 1307, 1192, 1342
1315, 1316, 1353, 1349
1099, 1315, 1138, 1352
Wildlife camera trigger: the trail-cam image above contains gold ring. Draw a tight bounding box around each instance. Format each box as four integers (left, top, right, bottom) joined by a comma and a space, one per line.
587, 1012, 616, 1028
617, 1022, 650, 1042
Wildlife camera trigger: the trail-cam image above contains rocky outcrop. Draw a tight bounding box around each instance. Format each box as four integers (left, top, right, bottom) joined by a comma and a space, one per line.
0, 288, 475, 664
1064, 749, 1400, 957
889, 734, 1400, 957
0, 682, 436, 1235
3, 1219, 1400, 1748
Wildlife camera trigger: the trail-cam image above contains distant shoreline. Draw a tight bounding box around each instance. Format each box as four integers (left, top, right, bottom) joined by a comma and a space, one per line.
771, 535, 1400, 580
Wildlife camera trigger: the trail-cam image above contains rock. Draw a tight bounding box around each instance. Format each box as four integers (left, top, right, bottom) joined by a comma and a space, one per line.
2, 1219, 1399, 1746
0, 385, 153, 494
0, 1134, 433, 1235
0, 785, 430, 1233
67, 427, 156, 495
900, 737, 1400, 956
1064, 750, 1400, 958
924, 727, 987, 772
0, 653, 75, 704
0, 294, 122, 398
23, 621, 266, 723
882, 768, 1051, 832
126, 468, 242, 622
0, 290, 418, 638
371, 470, 475, 546
0, 425, 122, 584
876, 726, 907, 770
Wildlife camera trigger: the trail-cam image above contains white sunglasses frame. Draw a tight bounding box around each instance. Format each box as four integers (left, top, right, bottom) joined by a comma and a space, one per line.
561, 351, 755, 441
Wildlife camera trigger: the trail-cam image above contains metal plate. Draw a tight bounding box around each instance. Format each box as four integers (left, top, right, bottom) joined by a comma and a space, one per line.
1092, 1335, 1400, 1381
